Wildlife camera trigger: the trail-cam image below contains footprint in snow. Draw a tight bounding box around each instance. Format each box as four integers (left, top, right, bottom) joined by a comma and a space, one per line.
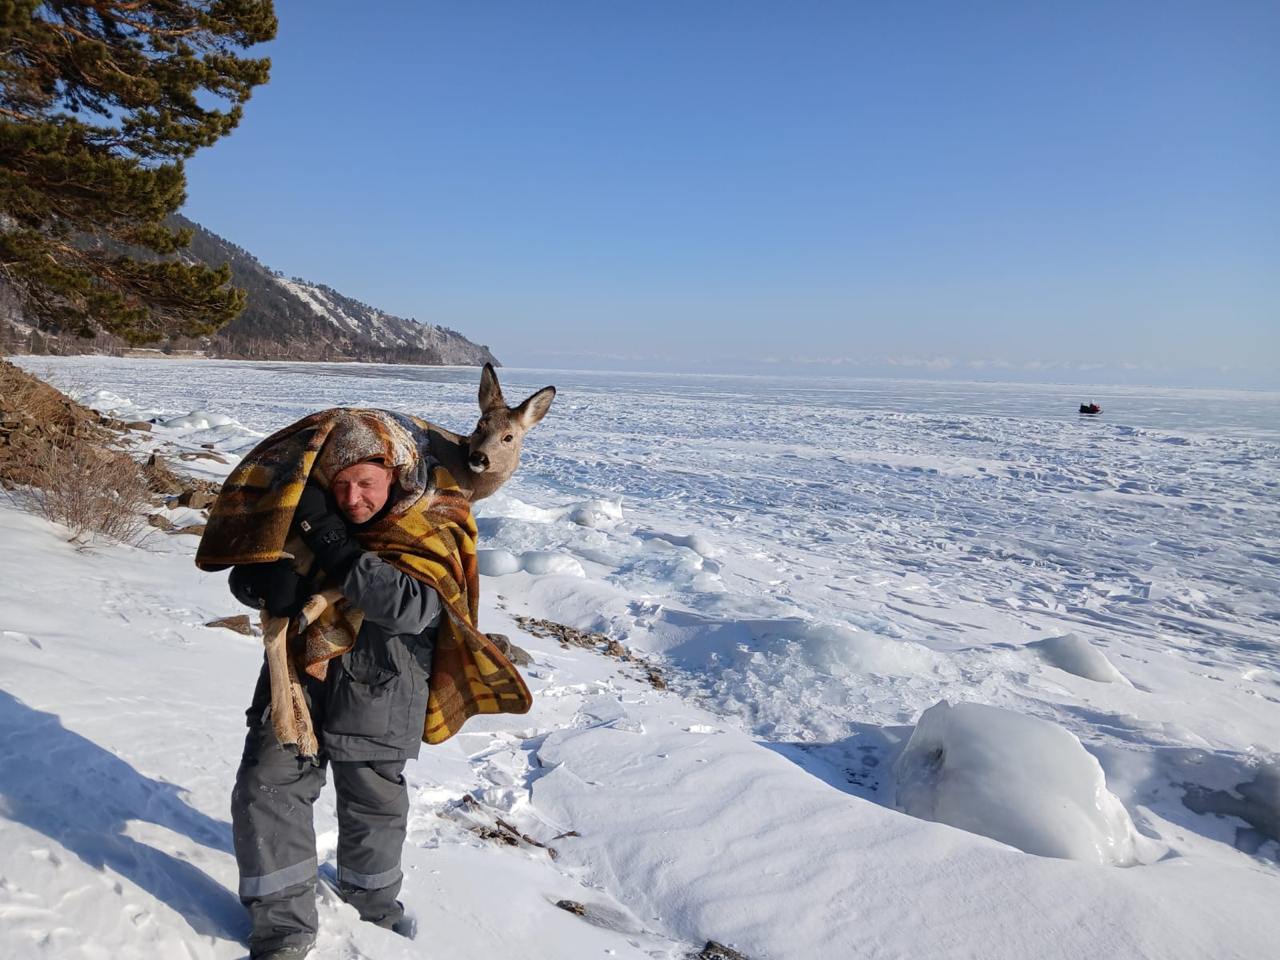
3, 630, 41, 649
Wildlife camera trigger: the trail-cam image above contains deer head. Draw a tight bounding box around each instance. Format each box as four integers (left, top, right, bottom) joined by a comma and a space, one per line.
459, 363, 555, 500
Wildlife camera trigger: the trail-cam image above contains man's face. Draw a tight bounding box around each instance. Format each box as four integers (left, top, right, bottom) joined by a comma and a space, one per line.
331, 461, 394, 524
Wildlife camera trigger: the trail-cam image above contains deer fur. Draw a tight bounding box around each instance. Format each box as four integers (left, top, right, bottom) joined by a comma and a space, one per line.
424, 362, 556, 502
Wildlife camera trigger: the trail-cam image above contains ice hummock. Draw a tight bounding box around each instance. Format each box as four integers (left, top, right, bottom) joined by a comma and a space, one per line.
1028, 632, 1132, 684
893, 700, 1143, 865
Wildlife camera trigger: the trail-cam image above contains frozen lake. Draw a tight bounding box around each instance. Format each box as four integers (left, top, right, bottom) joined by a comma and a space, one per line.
7, 354, 1280, 958
16, 355, 1280, 818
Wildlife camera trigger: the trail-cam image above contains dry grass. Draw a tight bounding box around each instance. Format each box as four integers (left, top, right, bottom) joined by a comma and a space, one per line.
2, 361, 152, 544
21, 441, 151, 544
3, 369, 83, 433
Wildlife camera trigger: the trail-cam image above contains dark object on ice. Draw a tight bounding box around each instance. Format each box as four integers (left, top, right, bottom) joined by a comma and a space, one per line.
556, 899, 587, 915
1079, 402, 1102, 415
693, 941, 753, 960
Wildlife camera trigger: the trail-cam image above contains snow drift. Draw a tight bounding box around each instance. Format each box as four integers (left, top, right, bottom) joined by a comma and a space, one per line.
893, 700, 1142, 865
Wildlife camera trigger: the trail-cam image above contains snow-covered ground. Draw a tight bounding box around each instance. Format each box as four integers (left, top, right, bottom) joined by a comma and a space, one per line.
3, 355, 1279, 959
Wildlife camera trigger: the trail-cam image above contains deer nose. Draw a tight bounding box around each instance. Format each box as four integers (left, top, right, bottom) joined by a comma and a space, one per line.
469, 451, 489, 470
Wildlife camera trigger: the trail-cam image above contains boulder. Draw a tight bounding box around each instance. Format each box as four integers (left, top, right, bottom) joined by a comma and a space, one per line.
485, 632, 532, 666
142, 453, 185, 495
177, 489, 216, 510
147, 513, 174, 531
694, 943, 752, 960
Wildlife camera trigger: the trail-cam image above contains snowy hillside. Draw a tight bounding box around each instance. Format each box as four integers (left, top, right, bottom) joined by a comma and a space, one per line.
2, 356, 1279, 960
269, 276, 479, 359
174, 215, 498, 365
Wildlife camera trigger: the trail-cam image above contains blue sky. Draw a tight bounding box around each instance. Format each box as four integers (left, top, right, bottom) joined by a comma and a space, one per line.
182, 1, 1278, 386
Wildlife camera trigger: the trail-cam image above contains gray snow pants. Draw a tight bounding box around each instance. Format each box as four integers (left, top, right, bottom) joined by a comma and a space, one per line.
231, 716, 409, 954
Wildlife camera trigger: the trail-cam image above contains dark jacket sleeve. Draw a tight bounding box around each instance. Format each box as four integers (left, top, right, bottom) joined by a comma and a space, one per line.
340, 552, 443, 635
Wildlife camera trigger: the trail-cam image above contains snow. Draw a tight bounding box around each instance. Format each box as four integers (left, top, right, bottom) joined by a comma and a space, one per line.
4, 355, 1280, 959
893, 700, 1143, 865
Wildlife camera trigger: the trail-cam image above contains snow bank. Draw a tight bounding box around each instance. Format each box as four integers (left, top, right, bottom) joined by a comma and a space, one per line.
77, 387, 265, 460
483, 494, 624, 530
1028, 633, 1131, 684
797, 620, 943, 677
83, 388, 140, 416
160, 409, 236, 430
893, 701, 1142, 865
478, 548, 585, 578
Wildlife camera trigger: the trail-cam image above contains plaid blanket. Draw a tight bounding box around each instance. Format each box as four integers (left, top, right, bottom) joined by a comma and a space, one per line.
195, 408, 532, 744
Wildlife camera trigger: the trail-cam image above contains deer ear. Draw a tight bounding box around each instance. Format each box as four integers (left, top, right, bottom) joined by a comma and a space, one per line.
478, 363, 505, 411
514, 385, 556, 428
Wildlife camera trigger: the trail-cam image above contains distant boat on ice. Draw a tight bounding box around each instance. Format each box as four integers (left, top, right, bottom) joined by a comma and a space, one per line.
1079, 402, 1102, 415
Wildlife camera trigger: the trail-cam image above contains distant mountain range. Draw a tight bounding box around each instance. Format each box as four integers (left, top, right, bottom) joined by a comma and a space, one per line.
0, 215, 499, 366
174, 215, 498, 365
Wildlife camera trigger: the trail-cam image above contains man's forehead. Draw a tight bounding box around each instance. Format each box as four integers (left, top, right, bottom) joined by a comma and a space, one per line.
333, 461, 392, 483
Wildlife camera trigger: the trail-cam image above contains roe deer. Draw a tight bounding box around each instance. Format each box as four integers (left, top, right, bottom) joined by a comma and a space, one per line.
426, 362, 556, 501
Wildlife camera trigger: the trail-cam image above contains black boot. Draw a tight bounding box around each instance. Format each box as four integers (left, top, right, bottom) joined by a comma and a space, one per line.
250, 944, 313, 960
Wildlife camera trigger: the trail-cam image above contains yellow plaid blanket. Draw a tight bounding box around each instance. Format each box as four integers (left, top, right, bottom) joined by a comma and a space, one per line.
195, 408, 532, 744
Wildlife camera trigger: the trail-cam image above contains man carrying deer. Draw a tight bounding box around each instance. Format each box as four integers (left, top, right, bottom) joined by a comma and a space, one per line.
196, 365, 554, 960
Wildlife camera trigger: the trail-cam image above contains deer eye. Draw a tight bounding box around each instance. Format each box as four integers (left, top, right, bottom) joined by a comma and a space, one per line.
503, 434, 514, 443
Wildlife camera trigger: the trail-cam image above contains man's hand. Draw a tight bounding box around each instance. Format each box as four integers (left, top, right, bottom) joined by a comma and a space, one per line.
229, 559, 308, 617
294, 481, 362, 579
294, 482, 333, 529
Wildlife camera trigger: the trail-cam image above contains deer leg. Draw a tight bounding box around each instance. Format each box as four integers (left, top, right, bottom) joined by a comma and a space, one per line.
256, 587, 347, 758
260, 611, 318, 759
284, 652, 318, 759
293, 586, 346, 633
261, 612, 299, 747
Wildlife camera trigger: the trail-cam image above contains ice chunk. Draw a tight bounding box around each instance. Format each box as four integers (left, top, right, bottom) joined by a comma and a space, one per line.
568, 498, 624, 527
478, 549, 522, 576
519, 551, 586, 577
893, 701, 1140, 865
637, 527, 719, 557
1028, 633, 1131, 685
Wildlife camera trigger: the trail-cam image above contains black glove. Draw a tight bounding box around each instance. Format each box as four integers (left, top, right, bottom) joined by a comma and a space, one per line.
229, 560, 308, 617
294, 482, 362, 580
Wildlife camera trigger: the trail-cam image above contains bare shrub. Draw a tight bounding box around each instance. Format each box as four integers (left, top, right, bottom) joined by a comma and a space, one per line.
4, 371, 80, 432
22, 441, 151, 544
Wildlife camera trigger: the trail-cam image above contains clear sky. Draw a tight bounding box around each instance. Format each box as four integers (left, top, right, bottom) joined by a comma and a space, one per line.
181, 1, 1278, 387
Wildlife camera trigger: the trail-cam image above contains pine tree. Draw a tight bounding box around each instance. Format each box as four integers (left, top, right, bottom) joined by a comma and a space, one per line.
0, 1, 276, 344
